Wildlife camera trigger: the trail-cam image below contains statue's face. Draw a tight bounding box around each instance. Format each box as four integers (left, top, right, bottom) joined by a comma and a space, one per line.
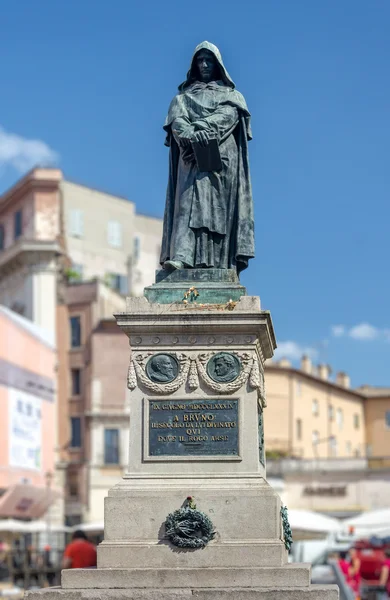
195, 50, 217, 83
156, 357, 174, 377
214, 358, 229, 377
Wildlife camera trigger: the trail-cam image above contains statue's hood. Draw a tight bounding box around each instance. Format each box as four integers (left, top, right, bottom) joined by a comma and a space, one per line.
179, 41, 235, 91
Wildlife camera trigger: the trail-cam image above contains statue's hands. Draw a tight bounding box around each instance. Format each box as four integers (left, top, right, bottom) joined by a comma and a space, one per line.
193, 130, 210, 147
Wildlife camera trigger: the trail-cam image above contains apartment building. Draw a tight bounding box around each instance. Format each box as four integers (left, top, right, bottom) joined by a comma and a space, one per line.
57, 280, 130, 525
0, 168, 163, 525
357, 385, 390, 463
264, 356, 366, 459
0, 168, 163, 333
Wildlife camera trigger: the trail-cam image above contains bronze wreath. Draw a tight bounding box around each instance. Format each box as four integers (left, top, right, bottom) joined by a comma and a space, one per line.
165, 507, 215, 549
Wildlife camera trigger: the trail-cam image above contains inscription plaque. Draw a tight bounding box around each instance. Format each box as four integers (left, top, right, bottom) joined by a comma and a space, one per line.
148, 398, 239, 457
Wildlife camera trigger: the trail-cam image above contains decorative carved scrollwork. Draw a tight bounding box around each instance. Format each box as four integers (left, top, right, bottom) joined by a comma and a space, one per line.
196, 351, 253, 393
128, 352, 189, 394
127, 350, 266, 404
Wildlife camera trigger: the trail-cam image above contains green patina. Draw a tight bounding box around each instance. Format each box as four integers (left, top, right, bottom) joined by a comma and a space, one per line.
281, 505, 293, 551
144, 268, 246, 304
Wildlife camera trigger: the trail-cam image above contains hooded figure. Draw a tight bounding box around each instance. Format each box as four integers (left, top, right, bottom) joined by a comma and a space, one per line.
160, 41, 255, 274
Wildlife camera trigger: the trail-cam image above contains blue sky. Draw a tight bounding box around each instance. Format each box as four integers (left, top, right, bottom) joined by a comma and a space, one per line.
1, 0, 389, 387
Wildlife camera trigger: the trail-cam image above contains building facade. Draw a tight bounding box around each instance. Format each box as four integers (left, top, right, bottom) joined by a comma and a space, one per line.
0, 169, 163, 328
57, 281, 130, 525
0, 168, 163, 525
0, 306, 59, 519
264, 356, 366, 459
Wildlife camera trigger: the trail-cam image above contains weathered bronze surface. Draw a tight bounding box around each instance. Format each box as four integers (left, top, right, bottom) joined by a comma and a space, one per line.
146, 354, 179, 383
206, 352, 241, 383
160, 41, 255, 275
148, 398, 239, 456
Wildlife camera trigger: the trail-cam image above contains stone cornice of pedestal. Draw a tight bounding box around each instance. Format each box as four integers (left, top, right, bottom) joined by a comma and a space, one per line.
115, 296, 276, 360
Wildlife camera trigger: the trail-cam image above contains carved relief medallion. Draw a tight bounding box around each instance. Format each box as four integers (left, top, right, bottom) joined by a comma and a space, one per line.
146, 353, 179, 383
206, 352, 241, 383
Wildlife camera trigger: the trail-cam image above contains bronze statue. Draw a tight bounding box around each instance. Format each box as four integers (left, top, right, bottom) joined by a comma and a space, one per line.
160, 41, 255, 274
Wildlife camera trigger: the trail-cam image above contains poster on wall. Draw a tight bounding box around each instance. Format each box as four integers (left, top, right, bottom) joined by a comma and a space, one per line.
9, 388, 42, 471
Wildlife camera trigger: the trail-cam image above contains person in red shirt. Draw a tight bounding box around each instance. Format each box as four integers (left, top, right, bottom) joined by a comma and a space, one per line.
62, 530, 97, 569
379, 548, 390, 600
349, 547, 362, 596
338, 551, 352, 582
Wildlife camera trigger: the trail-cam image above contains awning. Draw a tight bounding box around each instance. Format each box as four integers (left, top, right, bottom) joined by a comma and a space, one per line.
0, 484, 61, 519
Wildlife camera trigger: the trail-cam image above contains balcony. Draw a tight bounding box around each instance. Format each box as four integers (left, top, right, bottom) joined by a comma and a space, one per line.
0, 238, 62, 277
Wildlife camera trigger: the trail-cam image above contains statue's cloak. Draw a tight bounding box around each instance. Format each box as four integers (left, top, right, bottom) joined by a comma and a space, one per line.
160, 41, 255, 274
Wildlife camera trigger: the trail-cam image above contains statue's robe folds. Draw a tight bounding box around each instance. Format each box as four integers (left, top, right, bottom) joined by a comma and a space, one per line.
160, 72, 255, 274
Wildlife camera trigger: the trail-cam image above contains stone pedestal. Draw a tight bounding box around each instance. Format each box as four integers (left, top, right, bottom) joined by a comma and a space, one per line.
26, 294, 338, 600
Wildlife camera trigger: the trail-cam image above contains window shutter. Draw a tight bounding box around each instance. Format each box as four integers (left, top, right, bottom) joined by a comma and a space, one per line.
69, 209, 84, 237
108, 221, 122, 248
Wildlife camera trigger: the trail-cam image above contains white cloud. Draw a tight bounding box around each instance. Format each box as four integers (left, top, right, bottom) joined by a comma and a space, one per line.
331, 325, 345, 337
349, 323, 379, 341
331, 322, 389, 342
0, 126, 59, 174
274, 341, 318, 361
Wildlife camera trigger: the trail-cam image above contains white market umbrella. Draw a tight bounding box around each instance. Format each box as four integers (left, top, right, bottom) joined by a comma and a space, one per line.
0, 519, 28, 533
343, 509, 390, 536
288, 509, 342, 534
22, 520, 72, 533
74, 521, 104, 532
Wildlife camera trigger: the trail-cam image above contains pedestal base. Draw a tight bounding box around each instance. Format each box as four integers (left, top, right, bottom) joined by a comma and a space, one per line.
26, 584, 339, 600
144, 268, 246, 304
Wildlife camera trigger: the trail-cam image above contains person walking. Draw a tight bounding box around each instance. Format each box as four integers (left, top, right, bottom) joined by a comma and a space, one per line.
62, 531, 97, 570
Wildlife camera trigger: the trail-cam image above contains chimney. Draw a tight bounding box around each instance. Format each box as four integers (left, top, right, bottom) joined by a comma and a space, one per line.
300, 355, 312, 374
336, 372, 350, 389
278, 358, 291, 368
318, 364, 331, 381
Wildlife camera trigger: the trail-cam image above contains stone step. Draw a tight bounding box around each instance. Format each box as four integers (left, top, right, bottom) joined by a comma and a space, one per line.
62, 565, 311, 590
26, 585, 339, 600
97, 540, 287, 569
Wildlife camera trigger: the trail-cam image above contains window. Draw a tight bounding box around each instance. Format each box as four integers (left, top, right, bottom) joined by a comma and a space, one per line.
354, 413, 360, 429
107, 221, 122, 248
329, 435, 338, 457
328, 405, 334, 421
133, 236, 140, 262
312, 430, 319, 446
312, 399, 319, 416
104, 429, 119, 464
296, 419, 302, 441
0, 224, 4, 250
69, 209, 84, 237
14, 210, 22, 239
70, 417, 82, 448
70, 316, 81, 348
110, 273, 128, 295
296, 381, 302, 397
385, 411, 390, 430
68, 470, 79, 498
17, 399, 23, 413
336, 408, 343, 431
346, 441, 352, 456
71, 369, 81, 396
